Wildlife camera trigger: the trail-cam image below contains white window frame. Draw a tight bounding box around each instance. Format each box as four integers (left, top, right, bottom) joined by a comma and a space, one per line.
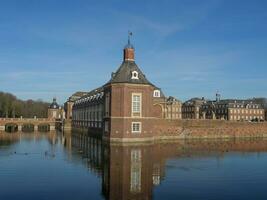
153, 90, 160, 97
132, 93, 142, 117
132, 122, 141, 133
131, 71, 139, 80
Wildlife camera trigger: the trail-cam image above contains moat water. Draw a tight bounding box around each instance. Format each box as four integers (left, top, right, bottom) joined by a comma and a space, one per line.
1, 132, 267, 200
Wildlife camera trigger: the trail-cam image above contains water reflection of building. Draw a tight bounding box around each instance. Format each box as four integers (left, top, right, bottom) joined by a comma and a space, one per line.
0, 132, 59, 152
68, 133, 267, 200
104, 146, 157, 200
0, 133, 20, 147
70, 133, 159, 200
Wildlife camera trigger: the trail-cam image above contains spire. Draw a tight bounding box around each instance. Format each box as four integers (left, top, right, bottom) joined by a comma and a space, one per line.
124, 31, 134, 61
128, 31, 132, 46
106, 33, 154, 86
216, 91, 221, 102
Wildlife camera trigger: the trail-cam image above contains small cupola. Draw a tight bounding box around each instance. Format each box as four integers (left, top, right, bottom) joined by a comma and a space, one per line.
123, 31, 134, 61
49, 97, 59, 109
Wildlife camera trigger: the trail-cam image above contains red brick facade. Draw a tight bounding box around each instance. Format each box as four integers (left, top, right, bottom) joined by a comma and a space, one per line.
71, 40, 267, 143
72, 40, 181, 141
103, 83, 158, 140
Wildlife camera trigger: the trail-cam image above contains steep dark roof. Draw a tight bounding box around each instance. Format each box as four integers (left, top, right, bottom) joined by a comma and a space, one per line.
251, 98, 267, 108
167, 96, 181, 102
183, 97, 206, 106
72, 91, 88, 97
202, 99, 264, 109
73, 87, 104, 108
106, 60, 153, 86
83, 87, 104, 98
68, 91, 88, 102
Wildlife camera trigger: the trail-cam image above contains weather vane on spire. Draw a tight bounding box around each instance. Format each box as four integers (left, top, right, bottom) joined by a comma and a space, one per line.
216, 90, 221, 102
124, 31, 134, 49
128, 31, 133, 45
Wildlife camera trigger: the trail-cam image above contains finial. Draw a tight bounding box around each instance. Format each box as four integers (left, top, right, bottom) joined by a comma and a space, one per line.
123, 31, 134, 60
128, 31, 133, 45
216, 90, 221, 102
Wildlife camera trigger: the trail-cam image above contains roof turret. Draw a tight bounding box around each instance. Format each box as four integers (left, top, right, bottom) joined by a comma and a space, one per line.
106, 32, 153, 86
49, 97, 59, 109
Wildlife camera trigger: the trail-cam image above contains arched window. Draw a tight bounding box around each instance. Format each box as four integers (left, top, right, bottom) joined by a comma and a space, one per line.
131, 71, 139, 79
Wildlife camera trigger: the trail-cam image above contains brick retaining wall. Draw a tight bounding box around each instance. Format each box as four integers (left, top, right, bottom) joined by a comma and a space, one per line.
73, 119, 267, 143
153, 119, 267, 139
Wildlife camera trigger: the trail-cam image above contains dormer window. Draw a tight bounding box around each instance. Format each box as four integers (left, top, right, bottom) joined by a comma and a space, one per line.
153, 90, 160, 97
131, 71, 139, 79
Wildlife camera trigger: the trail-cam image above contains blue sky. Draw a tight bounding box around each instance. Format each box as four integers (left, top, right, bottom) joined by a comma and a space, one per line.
0, 0, 267, 104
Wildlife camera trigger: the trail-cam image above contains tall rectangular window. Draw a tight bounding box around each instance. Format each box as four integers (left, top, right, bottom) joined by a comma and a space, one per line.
132, 93, 141, 117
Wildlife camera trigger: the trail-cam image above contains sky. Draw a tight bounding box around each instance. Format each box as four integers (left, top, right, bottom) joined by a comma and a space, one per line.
0, 0, 267, 104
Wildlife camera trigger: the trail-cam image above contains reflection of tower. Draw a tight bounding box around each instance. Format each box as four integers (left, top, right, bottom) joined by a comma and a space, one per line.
71, 133, 187, 200
130, 149, 142, 193
152, 163, 161, 186
102, 145, 154, 200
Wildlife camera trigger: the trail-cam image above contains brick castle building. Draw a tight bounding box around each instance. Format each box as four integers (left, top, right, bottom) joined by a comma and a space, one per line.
182, 97, 206, 119
200, 99, 265, 121
182, 94, 265, 121
70, 38, 267, 142
72, 38, 181, 141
